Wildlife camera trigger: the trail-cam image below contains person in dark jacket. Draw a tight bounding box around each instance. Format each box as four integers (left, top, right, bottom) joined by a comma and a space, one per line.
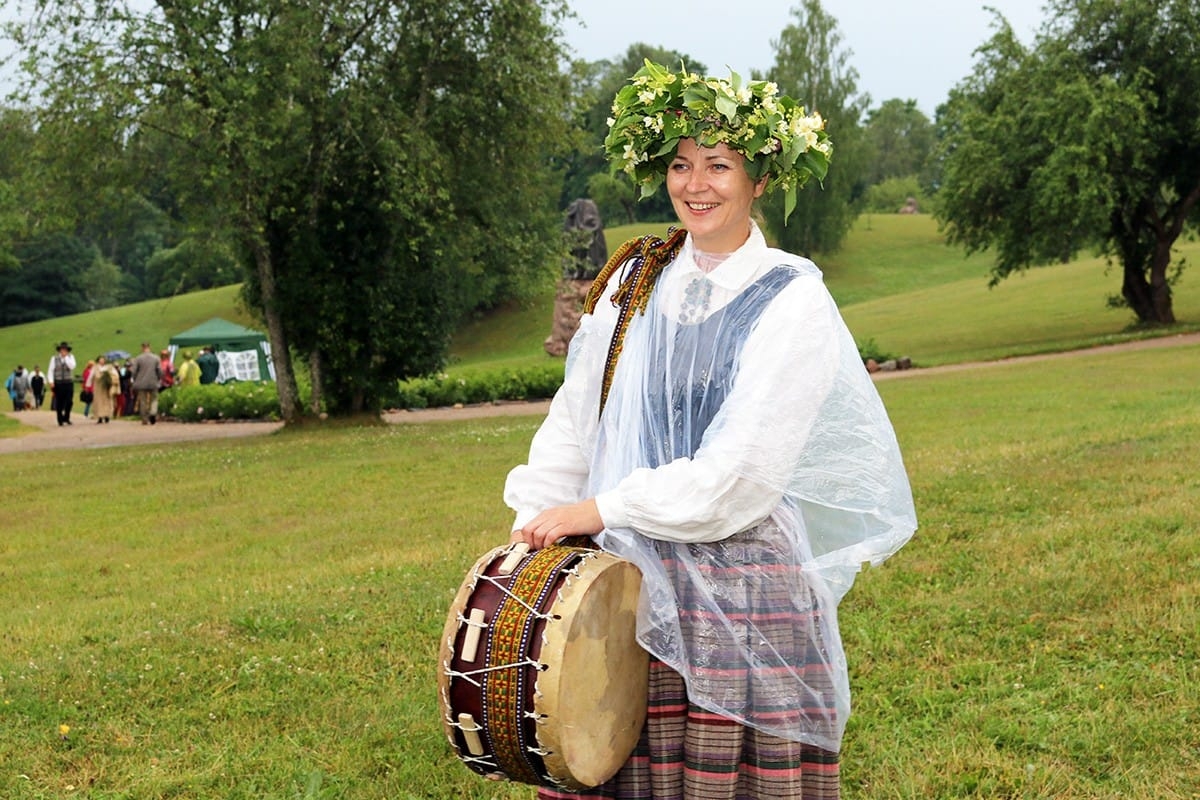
130, 343, 163, 425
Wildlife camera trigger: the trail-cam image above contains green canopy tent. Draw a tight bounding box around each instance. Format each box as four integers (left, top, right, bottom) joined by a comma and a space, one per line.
168, 318, 274, 382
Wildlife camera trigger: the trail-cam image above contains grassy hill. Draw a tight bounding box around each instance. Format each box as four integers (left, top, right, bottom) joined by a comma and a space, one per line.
2, 215, 1197, 376
449, 214, 1200, 370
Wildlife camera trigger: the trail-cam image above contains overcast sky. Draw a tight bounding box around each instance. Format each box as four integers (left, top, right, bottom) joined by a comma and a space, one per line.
2, 1, 1048, 118
559, 0, 1048, 117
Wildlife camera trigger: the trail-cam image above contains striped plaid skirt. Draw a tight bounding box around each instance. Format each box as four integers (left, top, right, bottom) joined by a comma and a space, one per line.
535, 660, 840, 800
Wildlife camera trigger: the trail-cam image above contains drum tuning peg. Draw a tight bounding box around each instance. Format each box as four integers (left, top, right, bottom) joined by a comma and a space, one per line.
457, 713, 486, 756
460, 608, 488, 662
498, 542, 531, 575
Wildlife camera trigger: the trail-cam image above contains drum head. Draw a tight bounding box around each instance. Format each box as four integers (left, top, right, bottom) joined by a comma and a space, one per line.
536, 551, 648, 789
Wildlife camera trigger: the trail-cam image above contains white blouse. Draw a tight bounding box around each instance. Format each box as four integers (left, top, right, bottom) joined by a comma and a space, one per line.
503, 222, 917, 750
506, 223, 896, 550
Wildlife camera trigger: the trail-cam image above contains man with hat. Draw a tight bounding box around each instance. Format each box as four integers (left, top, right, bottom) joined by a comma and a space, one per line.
49, 342, 77, 426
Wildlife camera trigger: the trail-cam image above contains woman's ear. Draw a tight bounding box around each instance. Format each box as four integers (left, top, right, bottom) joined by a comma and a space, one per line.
753, 177, 768, 198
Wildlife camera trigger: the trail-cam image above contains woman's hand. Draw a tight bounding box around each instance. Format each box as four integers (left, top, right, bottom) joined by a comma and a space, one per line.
510, 499, 603, 550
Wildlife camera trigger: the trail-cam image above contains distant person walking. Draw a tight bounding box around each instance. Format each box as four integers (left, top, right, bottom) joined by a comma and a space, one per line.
6, 366, 29, 411
29, 366, 46, 408
118, 361, 133, 417
89, 355, 120, 424
49, 342, 76, 426
130, 343, 163, 425
80, 359, 96, 418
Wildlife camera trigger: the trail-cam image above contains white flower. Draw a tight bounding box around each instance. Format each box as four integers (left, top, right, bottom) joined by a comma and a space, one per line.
637, 88, 657, 104
623, 143, 646, 165
606, 116, 615, 128
790, 112, 823, 137
642, 114, 664, 133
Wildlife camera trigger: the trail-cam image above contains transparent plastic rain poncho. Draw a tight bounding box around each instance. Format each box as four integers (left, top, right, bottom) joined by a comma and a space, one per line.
504, 224, 917, 752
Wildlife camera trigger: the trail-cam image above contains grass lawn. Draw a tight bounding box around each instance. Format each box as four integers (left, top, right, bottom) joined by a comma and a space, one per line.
1, 340, 1197, 798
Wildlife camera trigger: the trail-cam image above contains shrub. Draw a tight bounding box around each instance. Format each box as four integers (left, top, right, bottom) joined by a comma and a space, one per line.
857, 337, 896, 363
862, 175, 928, 214
160, 363, 567, 419
393, 362, 566, 410
160, 381, 281, 421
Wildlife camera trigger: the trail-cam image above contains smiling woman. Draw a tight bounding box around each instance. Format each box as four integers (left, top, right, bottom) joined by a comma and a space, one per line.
501, 60, 917, 800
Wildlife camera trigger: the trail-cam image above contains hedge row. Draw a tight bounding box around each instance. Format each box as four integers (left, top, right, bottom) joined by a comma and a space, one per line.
392, 362, 565, 410
160, 381, 282, 422
160, 342, 888, 420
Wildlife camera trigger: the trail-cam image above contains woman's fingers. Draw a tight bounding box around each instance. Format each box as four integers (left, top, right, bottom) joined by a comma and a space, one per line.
511, 500, 603, 549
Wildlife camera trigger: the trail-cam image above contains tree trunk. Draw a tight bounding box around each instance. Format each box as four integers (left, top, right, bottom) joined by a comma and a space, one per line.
1123, 237, 1176, 325
248, 238, 302, 422
309, 351, 323, 416
1149, 237, 1176, 324
1122, 263, 1156, 323
622, 200, 636, 225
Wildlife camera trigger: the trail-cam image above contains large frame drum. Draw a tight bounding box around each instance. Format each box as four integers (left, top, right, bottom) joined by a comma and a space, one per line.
439, 542, 648, 790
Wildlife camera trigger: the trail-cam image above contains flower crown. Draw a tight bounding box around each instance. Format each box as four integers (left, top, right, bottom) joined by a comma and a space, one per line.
603, 60, 832, 222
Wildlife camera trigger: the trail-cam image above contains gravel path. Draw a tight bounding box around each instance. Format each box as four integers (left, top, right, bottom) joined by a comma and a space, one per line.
4, 332, 1196, 455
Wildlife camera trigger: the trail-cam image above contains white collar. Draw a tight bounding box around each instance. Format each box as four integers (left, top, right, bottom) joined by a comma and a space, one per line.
676, 221, 770, 291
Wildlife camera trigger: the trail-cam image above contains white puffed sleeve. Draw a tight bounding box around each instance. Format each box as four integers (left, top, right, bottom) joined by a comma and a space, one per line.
503, 268, 620, 529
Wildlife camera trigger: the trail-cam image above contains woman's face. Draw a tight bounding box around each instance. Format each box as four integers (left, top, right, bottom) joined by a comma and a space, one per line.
666, 138, 765, 254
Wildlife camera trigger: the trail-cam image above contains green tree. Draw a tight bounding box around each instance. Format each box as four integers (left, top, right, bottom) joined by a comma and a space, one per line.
0, 233, 98, 324
933, 0, 1200, 324
862, 175, 927, 214
587, 172, 637, 226
0, 106, 207, 306
0, 109, 36, 272
144, 235, 241, 298
862, 98, 935, 187
759, 0, 870, 256
9, 0, 571, 420
255, 104, 460, 413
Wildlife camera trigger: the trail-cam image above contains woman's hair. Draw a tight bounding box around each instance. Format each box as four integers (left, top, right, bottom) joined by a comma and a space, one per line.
603, 60, 833, 222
